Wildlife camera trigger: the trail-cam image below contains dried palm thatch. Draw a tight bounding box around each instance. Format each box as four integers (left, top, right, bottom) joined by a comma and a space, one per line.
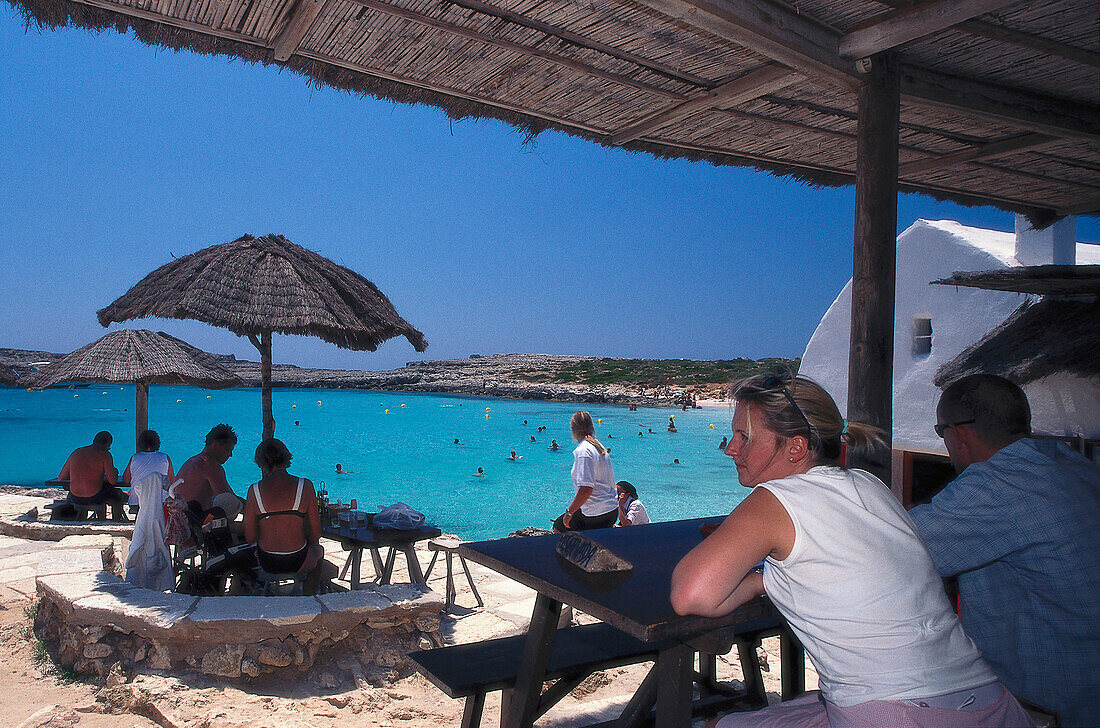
97, 233, 427, 438
0, 364, 18, 387
5, 0, 1099, 218
930, 265, 1100, 297
934, 298, 1100, 386
24, 329, 243, 447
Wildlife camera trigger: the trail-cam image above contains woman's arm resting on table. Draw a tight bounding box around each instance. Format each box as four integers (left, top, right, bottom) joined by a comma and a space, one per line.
670, 487, 792, 617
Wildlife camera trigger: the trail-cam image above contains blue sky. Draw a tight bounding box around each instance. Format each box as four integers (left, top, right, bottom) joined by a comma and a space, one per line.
2, 6, 1097, 371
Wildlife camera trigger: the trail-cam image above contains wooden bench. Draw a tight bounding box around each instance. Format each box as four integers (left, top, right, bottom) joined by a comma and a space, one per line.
409, 621, 769, 728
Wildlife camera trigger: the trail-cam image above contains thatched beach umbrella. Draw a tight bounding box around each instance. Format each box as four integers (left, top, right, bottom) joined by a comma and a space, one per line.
98, 234, 427, 439
25, 329, 243, 447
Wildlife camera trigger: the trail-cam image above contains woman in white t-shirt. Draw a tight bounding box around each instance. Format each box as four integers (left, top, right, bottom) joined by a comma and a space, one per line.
670, 374, 1032, 728
615, 480, 650, 526
123, 429, 174, 510
553, 411, 618, 532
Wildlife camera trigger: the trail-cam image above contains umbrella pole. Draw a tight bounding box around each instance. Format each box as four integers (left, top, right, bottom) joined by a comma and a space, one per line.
136, 381, 149, 450
261, 330, 274, 439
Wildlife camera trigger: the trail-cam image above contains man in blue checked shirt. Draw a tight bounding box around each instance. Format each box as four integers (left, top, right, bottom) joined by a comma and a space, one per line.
910, 374, 1100, 727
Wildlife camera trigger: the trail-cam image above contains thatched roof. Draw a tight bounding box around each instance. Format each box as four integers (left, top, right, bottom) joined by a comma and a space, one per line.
7, 0, 1098, 218
0, 364, 18, 387
931, 264, 1100, 297
24, 329, 244, 389
97, 234, 428, 352
934, 297, 1100, 386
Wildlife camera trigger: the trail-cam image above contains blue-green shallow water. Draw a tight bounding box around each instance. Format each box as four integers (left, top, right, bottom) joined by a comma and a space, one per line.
0, 385, 748, 540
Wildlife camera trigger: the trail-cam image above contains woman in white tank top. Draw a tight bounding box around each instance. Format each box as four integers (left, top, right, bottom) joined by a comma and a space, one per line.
670, 374, 1033, 728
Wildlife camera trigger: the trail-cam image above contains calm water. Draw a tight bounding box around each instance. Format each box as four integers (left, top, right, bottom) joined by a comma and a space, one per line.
0, 385, 748, 540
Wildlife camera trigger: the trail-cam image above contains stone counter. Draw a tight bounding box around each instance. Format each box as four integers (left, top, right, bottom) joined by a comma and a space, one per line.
33, 535, 444, 682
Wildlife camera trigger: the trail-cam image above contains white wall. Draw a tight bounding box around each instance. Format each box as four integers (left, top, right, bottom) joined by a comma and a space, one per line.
801, 220, 1033, 453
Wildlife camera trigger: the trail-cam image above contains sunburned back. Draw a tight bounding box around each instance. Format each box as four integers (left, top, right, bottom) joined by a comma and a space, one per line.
174, 453, 226, 510
250, 475, 316, 554
65, 446, 113, 499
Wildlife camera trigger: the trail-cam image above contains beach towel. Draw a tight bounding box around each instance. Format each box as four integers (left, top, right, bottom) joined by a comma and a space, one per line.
125, 471, 174, 591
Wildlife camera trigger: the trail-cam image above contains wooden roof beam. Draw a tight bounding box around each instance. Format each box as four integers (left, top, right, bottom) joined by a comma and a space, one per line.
345, 0, 685, 98
839, 0, 1023, 59
609, 64, 799, 145
960, 18, 1100, 70
1058, 194, 1100, 216
629, 0, 860, 89
898, 132, 1057, 175
272, 0, 327, 61
443, 0, 714, 88
900, 65, 1100, 143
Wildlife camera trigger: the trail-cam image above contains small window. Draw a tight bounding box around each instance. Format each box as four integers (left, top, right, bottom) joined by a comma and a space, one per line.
912, 316, 932, 356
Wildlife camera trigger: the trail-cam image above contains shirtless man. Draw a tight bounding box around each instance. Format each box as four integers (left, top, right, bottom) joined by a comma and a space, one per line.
174, 424, 242, 518
59, 431, 126, 520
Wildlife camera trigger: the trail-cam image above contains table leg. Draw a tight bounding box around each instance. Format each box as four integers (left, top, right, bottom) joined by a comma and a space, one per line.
655, 642, 695, 728
369, 547, 385, 581
780, 627, 806, 700
502, 593, 562, 728
402, 544, 426, 584
613, 662, 658, 728
350, 547, 363, 590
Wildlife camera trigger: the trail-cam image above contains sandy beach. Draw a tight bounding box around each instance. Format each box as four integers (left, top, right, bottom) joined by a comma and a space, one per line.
1, 487, 816, 728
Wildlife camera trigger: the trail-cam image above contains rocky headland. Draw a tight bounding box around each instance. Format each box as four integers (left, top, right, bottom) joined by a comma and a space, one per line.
0, 348, 797, 406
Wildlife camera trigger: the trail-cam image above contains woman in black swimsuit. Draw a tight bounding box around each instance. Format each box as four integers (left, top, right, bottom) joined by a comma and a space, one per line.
243, 439, 331, 594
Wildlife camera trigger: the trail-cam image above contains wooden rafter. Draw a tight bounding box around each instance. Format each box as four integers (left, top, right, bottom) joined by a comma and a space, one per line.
898, 132, 1057, 175
1059, 194, 1100, 216
272, 0, 327, 61
838, 0, 1023, 59
629, 0, 860, 89
609, 64, 799, 145
444, 0, 714, 88
346, 0, 687, 98
900, 65, 1100, 143
960, 18, 1100, 69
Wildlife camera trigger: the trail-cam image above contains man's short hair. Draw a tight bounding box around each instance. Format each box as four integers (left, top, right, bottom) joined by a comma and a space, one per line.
205, 423, 237, 446
939, 374, 1031, 447
92, 431, 112, 448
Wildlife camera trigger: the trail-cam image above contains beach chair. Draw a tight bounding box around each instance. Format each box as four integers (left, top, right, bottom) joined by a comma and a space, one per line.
253, 567, 307, 596
424, 536, 483, 609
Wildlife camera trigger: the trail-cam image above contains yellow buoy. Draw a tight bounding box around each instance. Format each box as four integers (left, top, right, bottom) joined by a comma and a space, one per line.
485, 407, 491, 411
709, 424, 715, 429
73, 394, 79, 398
401, 404, 406, 408
176, 399, 182, 403
384, 409, 390, 414
206, 395, 211, 399
292, 404, 297, 409
597, 418, 602, 423
485, 414, 490, 419
317, 400, 322, 405
102, 391, 107, 395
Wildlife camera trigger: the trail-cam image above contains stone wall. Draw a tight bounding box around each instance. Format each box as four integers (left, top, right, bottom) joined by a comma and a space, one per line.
33, 535, 444, 683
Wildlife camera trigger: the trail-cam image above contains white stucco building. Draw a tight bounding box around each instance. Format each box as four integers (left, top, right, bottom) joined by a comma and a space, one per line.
800, 216, 1100, 460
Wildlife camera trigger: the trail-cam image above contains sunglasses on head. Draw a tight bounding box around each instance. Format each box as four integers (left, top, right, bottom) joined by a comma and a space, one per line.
934, 419, 976, 438
759, 375, 814, 440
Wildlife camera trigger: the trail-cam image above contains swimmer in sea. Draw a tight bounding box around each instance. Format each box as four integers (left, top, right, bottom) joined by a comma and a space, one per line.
473, 467, 485, 477
530, 436, 536, 443
509, 451, 522, 460
549, 439, 559, 451
673, 459, 680, 465
718, 436, 727, 449
454, 438, 462, 445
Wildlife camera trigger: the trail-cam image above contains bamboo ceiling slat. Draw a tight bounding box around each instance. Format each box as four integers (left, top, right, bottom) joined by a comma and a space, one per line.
10, 0, 1098, 214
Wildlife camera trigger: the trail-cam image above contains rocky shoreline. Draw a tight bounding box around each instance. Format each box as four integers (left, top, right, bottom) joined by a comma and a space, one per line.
1, 348, 795, 405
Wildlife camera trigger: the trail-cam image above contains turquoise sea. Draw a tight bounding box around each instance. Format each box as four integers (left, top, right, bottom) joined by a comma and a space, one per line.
0, 385, 748, 540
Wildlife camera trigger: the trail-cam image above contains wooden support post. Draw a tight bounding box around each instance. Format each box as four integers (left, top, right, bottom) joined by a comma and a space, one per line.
261, 330, 274, 440
654, 642, 694, 728
847, 51, 900, 483
135, 381, 149, 450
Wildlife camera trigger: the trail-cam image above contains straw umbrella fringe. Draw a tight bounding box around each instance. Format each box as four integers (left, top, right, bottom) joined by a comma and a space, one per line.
98, 234, 427, 439
26, 329, 243, 442
24, 329, 243, 447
